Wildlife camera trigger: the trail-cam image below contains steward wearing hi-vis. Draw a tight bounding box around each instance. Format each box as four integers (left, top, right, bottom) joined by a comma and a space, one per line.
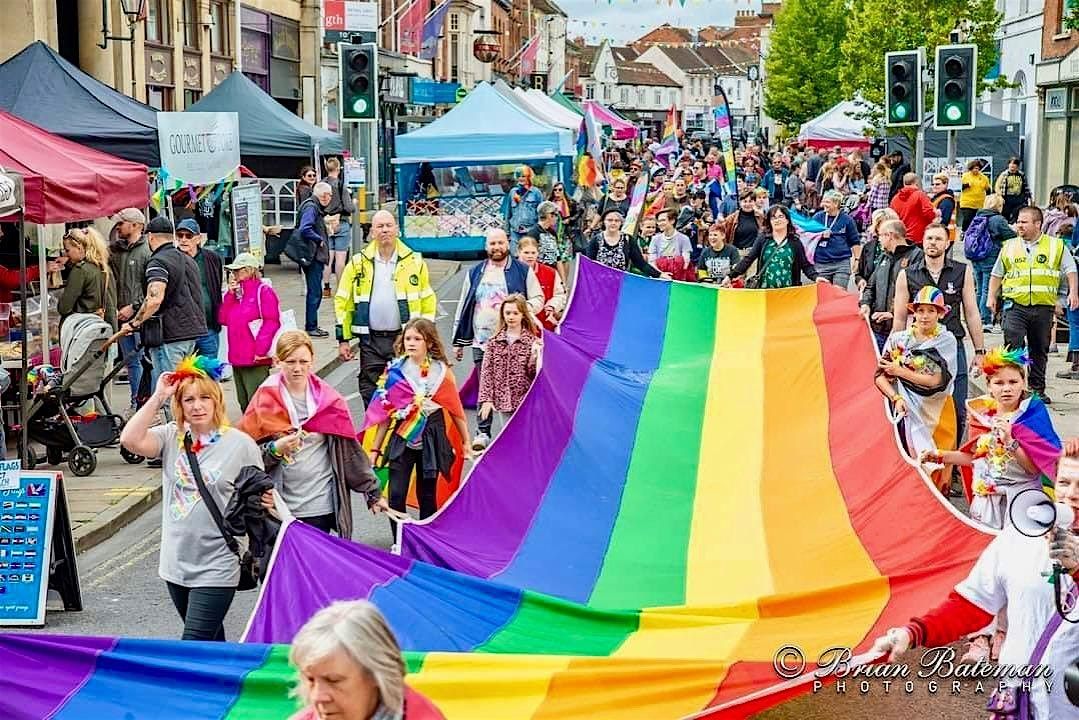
987, 206, 1078, 402
334, 210, 437, 405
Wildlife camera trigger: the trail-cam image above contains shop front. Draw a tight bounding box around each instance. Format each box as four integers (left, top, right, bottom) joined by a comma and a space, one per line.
1035, 33, 1079, 202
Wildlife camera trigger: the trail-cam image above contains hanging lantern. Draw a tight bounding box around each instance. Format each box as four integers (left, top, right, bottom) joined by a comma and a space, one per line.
473, 31, 502, 63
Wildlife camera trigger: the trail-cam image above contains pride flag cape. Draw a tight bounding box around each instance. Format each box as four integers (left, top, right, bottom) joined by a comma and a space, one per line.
244, 258, 992, 718
960, 394, 1062, 503
0, 633, 444, 720
361, 356, 466, 508
236, 371, 356, 441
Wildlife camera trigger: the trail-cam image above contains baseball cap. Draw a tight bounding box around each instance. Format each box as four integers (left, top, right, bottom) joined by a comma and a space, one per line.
146, 215, 174, 235
224, 252, 262, 271
110, 208, 146, 225
175, 218, 201, 235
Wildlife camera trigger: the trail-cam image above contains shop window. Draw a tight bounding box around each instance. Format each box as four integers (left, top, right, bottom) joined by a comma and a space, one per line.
270, 17, 300, 100
182, 0, 200, 49
450, 33, 459, 82
147, 85, 174, 110
210, 1, 229, 54
241, 6, 271, 91
146, 0, 170, 44
183, 89, 202, 107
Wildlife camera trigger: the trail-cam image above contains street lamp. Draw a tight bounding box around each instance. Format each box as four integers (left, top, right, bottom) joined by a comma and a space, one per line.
98, 0, 145, 49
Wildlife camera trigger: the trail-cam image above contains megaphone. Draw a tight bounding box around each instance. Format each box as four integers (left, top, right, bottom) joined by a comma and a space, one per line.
1066, 659, 1079, 707
1008, 489, 1075, 538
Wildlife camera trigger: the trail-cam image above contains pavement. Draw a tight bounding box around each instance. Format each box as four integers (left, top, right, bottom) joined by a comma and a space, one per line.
61, 256, 460, 554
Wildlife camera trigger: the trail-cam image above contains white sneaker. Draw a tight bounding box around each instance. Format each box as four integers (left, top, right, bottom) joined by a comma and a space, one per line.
471, 432, 490, 452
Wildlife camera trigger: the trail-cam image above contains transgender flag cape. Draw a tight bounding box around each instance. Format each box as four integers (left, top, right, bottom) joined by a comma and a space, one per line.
237, 371, 357, 441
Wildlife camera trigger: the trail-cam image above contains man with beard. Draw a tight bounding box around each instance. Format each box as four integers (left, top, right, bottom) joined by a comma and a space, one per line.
452, 229, 544, 450
108, 207, 151, 414
892, 223, 986, 440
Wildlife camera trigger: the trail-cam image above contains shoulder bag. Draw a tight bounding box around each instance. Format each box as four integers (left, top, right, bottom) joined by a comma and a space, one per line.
183, 433, 259, 591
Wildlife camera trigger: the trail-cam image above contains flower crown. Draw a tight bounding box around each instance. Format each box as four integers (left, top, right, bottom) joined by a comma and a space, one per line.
981, 346, 1030, 377
173, 354, 228, 383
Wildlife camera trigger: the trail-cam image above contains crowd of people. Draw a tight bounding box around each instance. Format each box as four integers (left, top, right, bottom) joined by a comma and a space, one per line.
84, 137, 1078, 720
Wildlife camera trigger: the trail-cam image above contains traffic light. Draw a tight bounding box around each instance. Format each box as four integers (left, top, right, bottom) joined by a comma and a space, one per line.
340, 42, 378, 122
934, 44, 977, 131
884, 50, 922, 127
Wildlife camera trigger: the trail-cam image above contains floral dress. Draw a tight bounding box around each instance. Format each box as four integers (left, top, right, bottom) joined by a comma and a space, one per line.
759, 239, 795, 289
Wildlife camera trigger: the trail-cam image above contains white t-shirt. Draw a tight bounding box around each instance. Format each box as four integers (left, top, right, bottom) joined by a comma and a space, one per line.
151, 423, 263, 587
956, 528, 1079, 719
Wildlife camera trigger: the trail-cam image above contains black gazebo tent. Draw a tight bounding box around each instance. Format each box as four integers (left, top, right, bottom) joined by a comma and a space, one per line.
0, 41, 160, 167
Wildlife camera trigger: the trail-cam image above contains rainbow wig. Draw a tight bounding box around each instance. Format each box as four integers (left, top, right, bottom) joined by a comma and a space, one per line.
981, 346, 1030, 377
173, 354, 229, 383
514, 165, 534, 186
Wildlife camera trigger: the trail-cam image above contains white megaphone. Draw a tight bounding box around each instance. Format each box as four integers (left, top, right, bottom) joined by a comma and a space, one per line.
1008, 488, 1075, 538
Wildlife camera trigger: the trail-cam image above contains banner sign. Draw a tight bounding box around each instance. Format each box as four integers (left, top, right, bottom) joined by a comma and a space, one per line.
324, 0, 377, 41
230, 181, 265, 259
409, 79, 461, 106
712, 89, 738, 198
0, 472, 58, 627
157, 112, 240, 187
0, 172, 23, 217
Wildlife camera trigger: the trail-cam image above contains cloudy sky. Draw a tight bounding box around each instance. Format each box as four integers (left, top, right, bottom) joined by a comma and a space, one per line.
558, 0, 752, 45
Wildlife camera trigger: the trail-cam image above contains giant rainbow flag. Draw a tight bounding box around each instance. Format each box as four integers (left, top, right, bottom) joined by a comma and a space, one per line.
3, 260, 994, 719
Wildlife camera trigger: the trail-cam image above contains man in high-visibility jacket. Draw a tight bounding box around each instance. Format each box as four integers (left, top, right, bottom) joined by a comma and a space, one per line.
987, 206, 1078, 403
335, 210, 437, 404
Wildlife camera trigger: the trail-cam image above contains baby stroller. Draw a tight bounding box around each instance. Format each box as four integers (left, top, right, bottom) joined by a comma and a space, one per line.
21, 313, 144, 476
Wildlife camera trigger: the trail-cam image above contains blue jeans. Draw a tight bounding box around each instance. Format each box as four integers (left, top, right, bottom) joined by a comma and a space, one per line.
302, 260, 325, 331
952, 342, 968, 444
194, 330, 220, 359
1066, 305, 1079, 353
151, 340, 196, 418
971, 254, 998, 325
119, 333, 143, 409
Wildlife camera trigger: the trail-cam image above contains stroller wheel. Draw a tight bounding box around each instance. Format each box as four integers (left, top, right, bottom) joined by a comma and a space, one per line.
46, 446, 65, 467
120, 446, 145, 465
69, 446, 97, 477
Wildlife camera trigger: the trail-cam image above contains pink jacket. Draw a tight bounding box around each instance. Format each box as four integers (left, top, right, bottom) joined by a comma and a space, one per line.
218, 277, 281, 367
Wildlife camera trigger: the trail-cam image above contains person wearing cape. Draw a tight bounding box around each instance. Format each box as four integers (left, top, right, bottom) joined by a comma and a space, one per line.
922, 346, 1063, 530
238, 331, 385, 539
362, 318, 470, 524
875, 285, 958, 493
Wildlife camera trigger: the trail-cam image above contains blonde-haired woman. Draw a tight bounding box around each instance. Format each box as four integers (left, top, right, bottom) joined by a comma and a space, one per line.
59, 227, 116, 329
289, 600, 444, 720
119, 355, 265, 641
238, 330, 385, 537
865, 161, 892, 213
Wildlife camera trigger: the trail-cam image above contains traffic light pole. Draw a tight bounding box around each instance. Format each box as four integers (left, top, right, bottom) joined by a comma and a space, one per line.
914, 46, 927, 178
947, 130, 958, 168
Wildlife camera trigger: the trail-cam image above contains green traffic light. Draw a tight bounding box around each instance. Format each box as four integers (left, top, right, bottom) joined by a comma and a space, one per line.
352, 97, 369, 115
945, 104, 962, 122
892, 103, 909, 121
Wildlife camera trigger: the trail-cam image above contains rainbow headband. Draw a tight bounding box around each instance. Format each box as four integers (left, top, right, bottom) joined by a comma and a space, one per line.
173, 354, 229, 383
981, 346, 1030, 377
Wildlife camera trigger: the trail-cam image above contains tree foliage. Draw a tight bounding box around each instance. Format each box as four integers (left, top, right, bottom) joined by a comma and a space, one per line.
839, 0, 1003, 128
763, 0, 849, 129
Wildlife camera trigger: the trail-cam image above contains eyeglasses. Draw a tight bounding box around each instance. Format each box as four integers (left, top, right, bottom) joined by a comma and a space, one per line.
304, 173, 316, 179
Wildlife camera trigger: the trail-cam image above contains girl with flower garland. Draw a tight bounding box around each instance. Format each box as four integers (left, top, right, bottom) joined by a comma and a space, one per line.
478, 295, 542, 439
238, 331, 387, 537
920, 347, 1055, 530
874, 286, 958, 492
119, 355, 266, 641
363, 319, 471, 527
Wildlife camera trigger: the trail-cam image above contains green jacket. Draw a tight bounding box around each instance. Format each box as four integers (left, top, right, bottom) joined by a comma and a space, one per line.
59, 260, 117, 329
108, 234, 151, 311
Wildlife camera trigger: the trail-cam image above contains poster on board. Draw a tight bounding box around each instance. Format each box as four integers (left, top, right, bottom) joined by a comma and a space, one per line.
0, 471, 60, 627
230, 181, 266, 259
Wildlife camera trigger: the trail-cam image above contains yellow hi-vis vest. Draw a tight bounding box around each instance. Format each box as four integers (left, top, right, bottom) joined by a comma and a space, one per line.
999, 234, 1065, 307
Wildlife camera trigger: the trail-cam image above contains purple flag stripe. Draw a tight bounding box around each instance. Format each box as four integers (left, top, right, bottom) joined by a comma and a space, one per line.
0, 634, 116, 720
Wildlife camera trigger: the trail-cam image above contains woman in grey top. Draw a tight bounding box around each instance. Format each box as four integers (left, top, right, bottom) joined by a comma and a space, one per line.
119, 356, 267, 641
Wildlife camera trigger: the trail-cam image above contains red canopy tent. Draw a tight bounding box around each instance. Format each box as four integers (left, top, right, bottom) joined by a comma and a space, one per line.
0, 110, 148, 223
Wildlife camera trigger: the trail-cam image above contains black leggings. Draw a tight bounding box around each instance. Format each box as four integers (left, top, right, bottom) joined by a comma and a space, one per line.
388, 447, 438, 535
298, 512, 337, 534
166, 582, 236, 641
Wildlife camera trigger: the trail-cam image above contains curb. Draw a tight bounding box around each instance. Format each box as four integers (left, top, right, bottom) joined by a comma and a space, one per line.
73, 260, 462, 555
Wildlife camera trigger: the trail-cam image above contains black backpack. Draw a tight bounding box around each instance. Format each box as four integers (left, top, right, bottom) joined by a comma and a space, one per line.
285, 199, 320, 267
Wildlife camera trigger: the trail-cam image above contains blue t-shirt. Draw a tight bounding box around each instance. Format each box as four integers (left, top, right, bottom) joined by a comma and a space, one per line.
811, 211, 860, 264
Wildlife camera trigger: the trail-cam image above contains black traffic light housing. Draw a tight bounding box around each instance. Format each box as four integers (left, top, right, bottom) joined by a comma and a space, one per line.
884, 50, 923, 127
340, 42, 378, 122
933, 44, 977, 131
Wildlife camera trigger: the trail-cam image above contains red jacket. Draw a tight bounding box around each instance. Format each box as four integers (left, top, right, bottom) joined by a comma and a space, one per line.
290, 686, 445, 720
889, 186, 936, 245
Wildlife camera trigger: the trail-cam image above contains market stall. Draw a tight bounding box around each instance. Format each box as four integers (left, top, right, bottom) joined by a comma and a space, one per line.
0, 41, 160, 166
393, 81, 575, 254
583, 101, 639, 140
0, 110, 149, 465
514, 88, 583, 130
798, 100, 872, 150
